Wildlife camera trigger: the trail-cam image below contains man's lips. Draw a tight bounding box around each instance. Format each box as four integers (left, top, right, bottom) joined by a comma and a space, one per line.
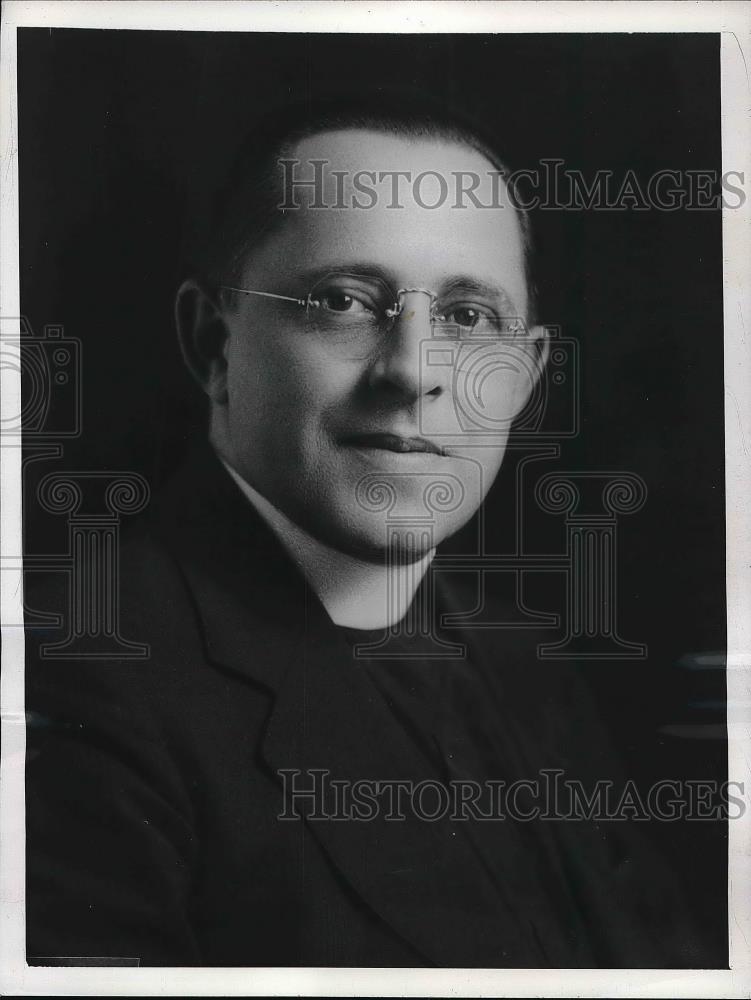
340, 432, 447, 457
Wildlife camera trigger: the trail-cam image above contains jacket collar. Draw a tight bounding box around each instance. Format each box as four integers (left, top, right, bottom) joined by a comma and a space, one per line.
153, 444, 310, 692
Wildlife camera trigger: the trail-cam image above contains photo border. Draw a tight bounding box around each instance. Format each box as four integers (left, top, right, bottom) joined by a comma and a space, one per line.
1, 2, 749, 996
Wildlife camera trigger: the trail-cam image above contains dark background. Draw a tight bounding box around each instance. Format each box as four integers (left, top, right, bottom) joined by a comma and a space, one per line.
18, 30, 727, 960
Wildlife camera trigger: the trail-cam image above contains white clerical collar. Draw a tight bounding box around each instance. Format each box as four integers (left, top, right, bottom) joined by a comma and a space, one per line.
218, 456, 434, 630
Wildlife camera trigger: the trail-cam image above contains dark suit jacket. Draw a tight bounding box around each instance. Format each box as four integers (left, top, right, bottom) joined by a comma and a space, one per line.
26, 447, 712, 967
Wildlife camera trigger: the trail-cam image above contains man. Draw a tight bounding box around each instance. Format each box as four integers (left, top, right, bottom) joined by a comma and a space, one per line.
26, 97, 707, 967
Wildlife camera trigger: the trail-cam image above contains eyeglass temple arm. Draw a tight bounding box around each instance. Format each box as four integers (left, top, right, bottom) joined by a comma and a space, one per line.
218, 285, 318, 308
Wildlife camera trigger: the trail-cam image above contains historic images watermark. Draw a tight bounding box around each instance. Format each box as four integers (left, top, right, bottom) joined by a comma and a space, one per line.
2, 317, 150, 653
278, 158, 746, 211
278, 768, 746, 823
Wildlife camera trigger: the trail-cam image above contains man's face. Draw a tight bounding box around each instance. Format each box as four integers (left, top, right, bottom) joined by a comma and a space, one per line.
215, 128, 540, 560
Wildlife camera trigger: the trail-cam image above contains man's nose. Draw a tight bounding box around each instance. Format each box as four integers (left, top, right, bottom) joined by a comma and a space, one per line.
367, 291, 442, 399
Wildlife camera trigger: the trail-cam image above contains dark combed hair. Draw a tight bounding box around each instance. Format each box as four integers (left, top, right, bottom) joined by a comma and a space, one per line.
184, 92, 538, 322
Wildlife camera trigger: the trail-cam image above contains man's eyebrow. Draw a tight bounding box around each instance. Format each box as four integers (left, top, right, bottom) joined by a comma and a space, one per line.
294, 262, 396, 286
439, 276, 517, 309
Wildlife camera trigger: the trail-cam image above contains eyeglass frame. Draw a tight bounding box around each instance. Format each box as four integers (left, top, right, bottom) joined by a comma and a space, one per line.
217, 273, 529, 336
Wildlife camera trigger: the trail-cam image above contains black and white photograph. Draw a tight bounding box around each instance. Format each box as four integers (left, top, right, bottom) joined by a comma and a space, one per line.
1, 2, 749, 996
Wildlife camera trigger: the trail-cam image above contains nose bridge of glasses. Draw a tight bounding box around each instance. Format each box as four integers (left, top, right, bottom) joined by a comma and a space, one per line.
386, 286, 438, 322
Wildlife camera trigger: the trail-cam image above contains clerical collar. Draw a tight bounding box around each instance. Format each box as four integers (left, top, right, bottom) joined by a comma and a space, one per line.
218, 456, 434, 630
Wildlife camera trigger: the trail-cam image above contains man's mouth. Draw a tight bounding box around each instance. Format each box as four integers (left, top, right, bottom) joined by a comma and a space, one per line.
341, 432, 447, 457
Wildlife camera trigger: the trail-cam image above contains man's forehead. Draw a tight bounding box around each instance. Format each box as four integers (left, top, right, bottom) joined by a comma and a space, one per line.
286, 126, 517, 210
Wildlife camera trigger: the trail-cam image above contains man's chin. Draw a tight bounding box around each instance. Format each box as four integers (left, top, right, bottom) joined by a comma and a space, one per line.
349, 532, 436, 566
312, 511, 469, 565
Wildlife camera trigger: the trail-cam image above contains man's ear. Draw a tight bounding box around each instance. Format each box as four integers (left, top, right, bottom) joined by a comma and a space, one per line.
510, 323, 550, 420
175, 279, 230, 405
529, 323, 550, 382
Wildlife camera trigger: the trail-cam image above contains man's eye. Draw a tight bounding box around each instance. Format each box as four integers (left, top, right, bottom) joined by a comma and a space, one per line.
448, 307, 480, 328
442, 305, 494, 330
319, 291, 371, 314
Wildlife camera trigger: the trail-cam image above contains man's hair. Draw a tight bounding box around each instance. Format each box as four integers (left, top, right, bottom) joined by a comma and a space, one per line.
185, 92, 538, 322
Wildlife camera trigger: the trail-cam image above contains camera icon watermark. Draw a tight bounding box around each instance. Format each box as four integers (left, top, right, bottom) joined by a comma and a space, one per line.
0, 317, 82, 440
418, 323, 579, 445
